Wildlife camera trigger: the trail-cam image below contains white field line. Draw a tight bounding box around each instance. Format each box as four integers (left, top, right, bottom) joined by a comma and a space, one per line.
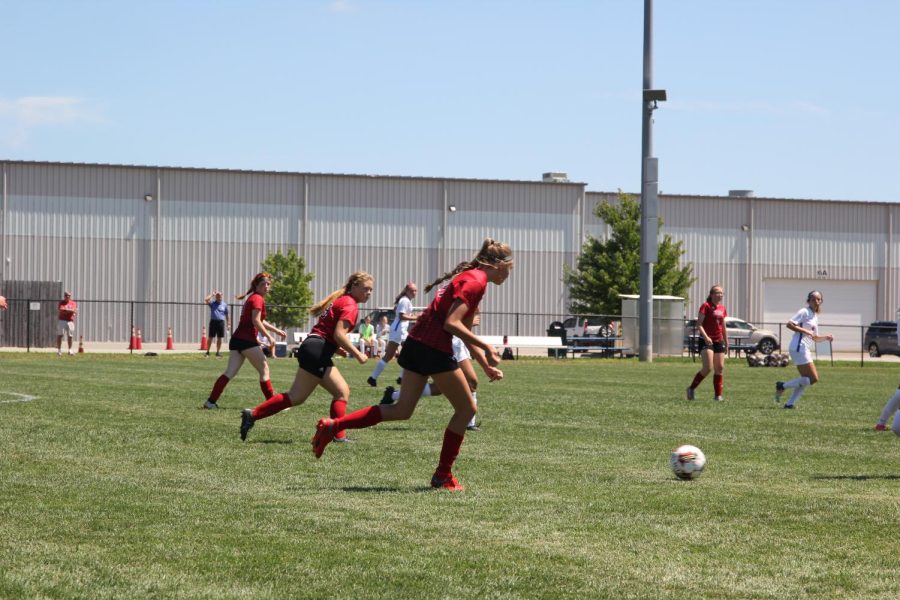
0, 392, 38, 404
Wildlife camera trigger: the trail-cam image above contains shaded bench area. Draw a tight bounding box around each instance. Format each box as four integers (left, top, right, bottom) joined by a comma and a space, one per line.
566, 335, 632, 358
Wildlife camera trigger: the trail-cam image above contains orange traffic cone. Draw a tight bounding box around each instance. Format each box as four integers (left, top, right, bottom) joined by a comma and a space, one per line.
199, 326, 209, 351
78, 335, 85, 354
136, 328, 143, 350
128, 326, 137, 350
166, 327, 175, 350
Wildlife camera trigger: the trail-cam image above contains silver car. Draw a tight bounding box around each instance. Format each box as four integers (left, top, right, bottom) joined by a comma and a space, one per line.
685, 317, 780, 355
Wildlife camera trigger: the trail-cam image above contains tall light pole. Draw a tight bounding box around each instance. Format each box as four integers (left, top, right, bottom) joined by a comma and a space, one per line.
639, 0, 665, 362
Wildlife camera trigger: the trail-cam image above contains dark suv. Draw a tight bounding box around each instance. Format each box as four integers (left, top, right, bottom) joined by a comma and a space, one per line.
864, 321, 900, 357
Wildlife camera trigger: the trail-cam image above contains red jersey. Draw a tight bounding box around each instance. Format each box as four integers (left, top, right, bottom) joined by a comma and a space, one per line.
57, 300, 77, 321
409, 269, 487, 354
698, 301, 727, 342
310, 294, 359, 346
233, 293, 266, 342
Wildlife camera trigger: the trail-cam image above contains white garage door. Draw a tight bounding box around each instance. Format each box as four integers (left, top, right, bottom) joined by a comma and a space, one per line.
763, 280, 876, 352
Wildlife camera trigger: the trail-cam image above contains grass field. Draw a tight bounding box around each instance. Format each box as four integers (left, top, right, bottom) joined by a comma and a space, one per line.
0, 353, 897, 599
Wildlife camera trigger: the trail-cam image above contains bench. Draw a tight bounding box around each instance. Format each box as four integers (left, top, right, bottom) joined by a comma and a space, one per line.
566, 336, 631, 358
481, 335, 566, 358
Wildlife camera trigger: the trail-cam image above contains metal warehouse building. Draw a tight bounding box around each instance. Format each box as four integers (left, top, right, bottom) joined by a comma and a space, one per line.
1, 160, 897, 351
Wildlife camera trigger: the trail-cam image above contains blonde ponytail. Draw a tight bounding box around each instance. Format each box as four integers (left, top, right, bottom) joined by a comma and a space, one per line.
309, 271, 374, 316
423, 238, 512, 293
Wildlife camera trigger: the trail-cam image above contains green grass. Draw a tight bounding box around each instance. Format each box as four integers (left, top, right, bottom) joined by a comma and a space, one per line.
0, 353, 897, 599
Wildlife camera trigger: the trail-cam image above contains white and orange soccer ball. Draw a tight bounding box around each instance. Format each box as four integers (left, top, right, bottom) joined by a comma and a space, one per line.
670, 444, 706, 480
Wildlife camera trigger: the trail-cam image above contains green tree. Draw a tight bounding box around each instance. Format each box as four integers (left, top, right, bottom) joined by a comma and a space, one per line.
563, 191, 694, 315
260, 249, 315, 329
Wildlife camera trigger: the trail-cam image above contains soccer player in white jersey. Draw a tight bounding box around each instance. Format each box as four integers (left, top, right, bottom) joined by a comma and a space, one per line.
367, 282, 418, 387
774, 291, 833, 409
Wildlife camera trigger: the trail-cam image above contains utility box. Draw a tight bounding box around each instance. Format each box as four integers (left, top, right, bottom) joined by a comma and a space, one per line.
619, 294, 685, 356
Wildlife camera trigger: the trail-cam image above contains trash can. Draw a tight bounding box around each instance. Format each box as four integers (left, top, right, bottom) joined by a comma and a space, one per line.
546, 321, 567, 358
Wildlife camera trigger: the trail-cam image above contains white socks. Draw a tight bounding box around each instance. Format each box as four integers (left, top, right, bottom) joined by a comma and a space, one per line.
784, 376, 811, 407
391, 383, 433, 403
467, 392, 478, 428
877, 388, 900, 427
370, 359, 387, 380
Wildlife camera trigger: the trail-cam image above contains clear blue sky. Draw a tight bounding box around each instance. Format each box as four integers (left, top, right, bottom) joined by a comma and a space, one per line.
3, 1, 898, 202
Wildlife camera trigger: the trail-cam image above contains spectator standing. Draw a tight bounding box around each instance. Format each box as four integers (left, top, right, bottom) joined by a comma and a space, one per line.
204, 290, 230, 357
56, 291, 78, 357
358, 315, 376, 357
367, 282, 418, 387
239, 272, 373, 442
874, 317, 900, 434
203, 272, 285, 409
375, 315, 390, 357
774, 291, 833, 409
312, 238, 512, 492
686, 285, 728, 402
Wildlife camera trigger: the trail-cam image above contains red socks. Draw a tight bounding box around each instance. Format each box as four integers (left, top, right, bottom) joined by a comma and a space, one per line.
260, 379, 274, 399
209, 374, 230, 402
330, 399, 347, 440
335, 405, 383, 432
713, 374, 723, 397
435, 428, 465, 479
251, 393, 293, 420
689, 372, 706, 389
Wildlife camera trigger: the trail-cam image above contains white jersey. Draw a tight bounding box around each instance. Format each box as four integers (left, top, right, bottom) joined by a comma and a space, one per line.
788, 306, 818, 352
391, 296, 413, 338
452, 336, 471, 362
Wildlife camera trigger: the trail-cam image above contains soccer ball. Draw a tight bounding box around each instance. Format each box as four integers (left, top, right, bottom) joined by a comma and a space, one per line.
670, 444, 706, 480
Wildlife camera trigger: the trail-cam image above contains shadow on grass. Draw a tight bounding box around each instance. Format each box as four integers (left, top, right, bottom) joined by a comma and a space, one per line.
811, 475, 900, 481
248, 439, 294, 445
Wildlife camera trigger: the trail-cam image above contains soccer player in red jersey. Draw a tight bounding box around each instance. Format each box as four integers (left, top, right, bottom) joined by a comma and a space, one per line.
239, 272, 373, 441
311, 238, 512, 491
204, 272, 285, 409
686, 285, 728, 402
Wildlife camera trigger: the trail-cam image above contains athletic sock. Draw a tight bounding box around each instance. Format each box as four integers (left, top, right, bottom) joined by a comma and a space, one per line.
422, 383, 432, 397
784, 376, 811, 389
370, 359, 387, 380
335, 405, 383, 432
330, 398, 348, 440
209, 374, 230, 402
391, 388, 401, 402
877, 388, 900, 425
251, 393, 293, 420
260, 379, 274, 399
713, 374, 723, 397
690, 372, 706, 389
435, 428, 465, 479
467, 392, 478, 428
786, 386, 806, 406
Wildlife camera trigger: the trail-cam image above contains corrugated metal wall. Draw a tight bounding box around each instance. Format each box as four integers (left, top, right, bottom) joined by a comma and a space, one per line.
1, 162, 582, 343
586, 192, 899, 325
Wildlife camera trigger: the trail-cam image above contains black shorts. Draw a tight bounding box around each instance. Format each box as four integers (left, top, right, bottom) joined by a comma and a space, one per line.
229, 336, 259, 352
209, 319, 226, 338
397, 338, 459, 376
296, 335, 337, 378
698, 339, 727, 354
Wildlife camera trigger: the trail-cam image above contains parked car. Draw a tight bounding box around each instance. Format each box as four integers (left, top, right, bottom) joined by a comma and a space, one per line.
560, 316, 617, 340
684, 317, 780, 355
863, 320, 900, 357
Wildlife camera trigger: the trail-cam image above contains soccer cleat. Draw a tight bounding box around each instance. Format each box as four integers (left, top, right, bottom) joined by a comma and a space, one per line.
774, 381, 785, 402
380, 386, 396, 405
714, 396, 724, 402
366, 376, 377, 387
239, 408, 255, 440
396, 377, 403, 385
68, 349, 75, 356
685, 387, 695, 401
466, 424, 480, 432
783, 403, 795, 409
332, 435, 351, 443
874, 423, 886, 431
312, 418, 337, 458
431, 473, 464, 491
203, 400, 219, 410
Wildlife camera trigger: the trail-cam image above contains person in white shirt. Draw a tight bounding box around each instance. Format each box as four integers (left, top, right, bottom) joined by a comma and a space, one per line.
367, 282, 418, 387
375, 315, 390, 357
774, 291, 833, 409
874, 318, 900, 434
